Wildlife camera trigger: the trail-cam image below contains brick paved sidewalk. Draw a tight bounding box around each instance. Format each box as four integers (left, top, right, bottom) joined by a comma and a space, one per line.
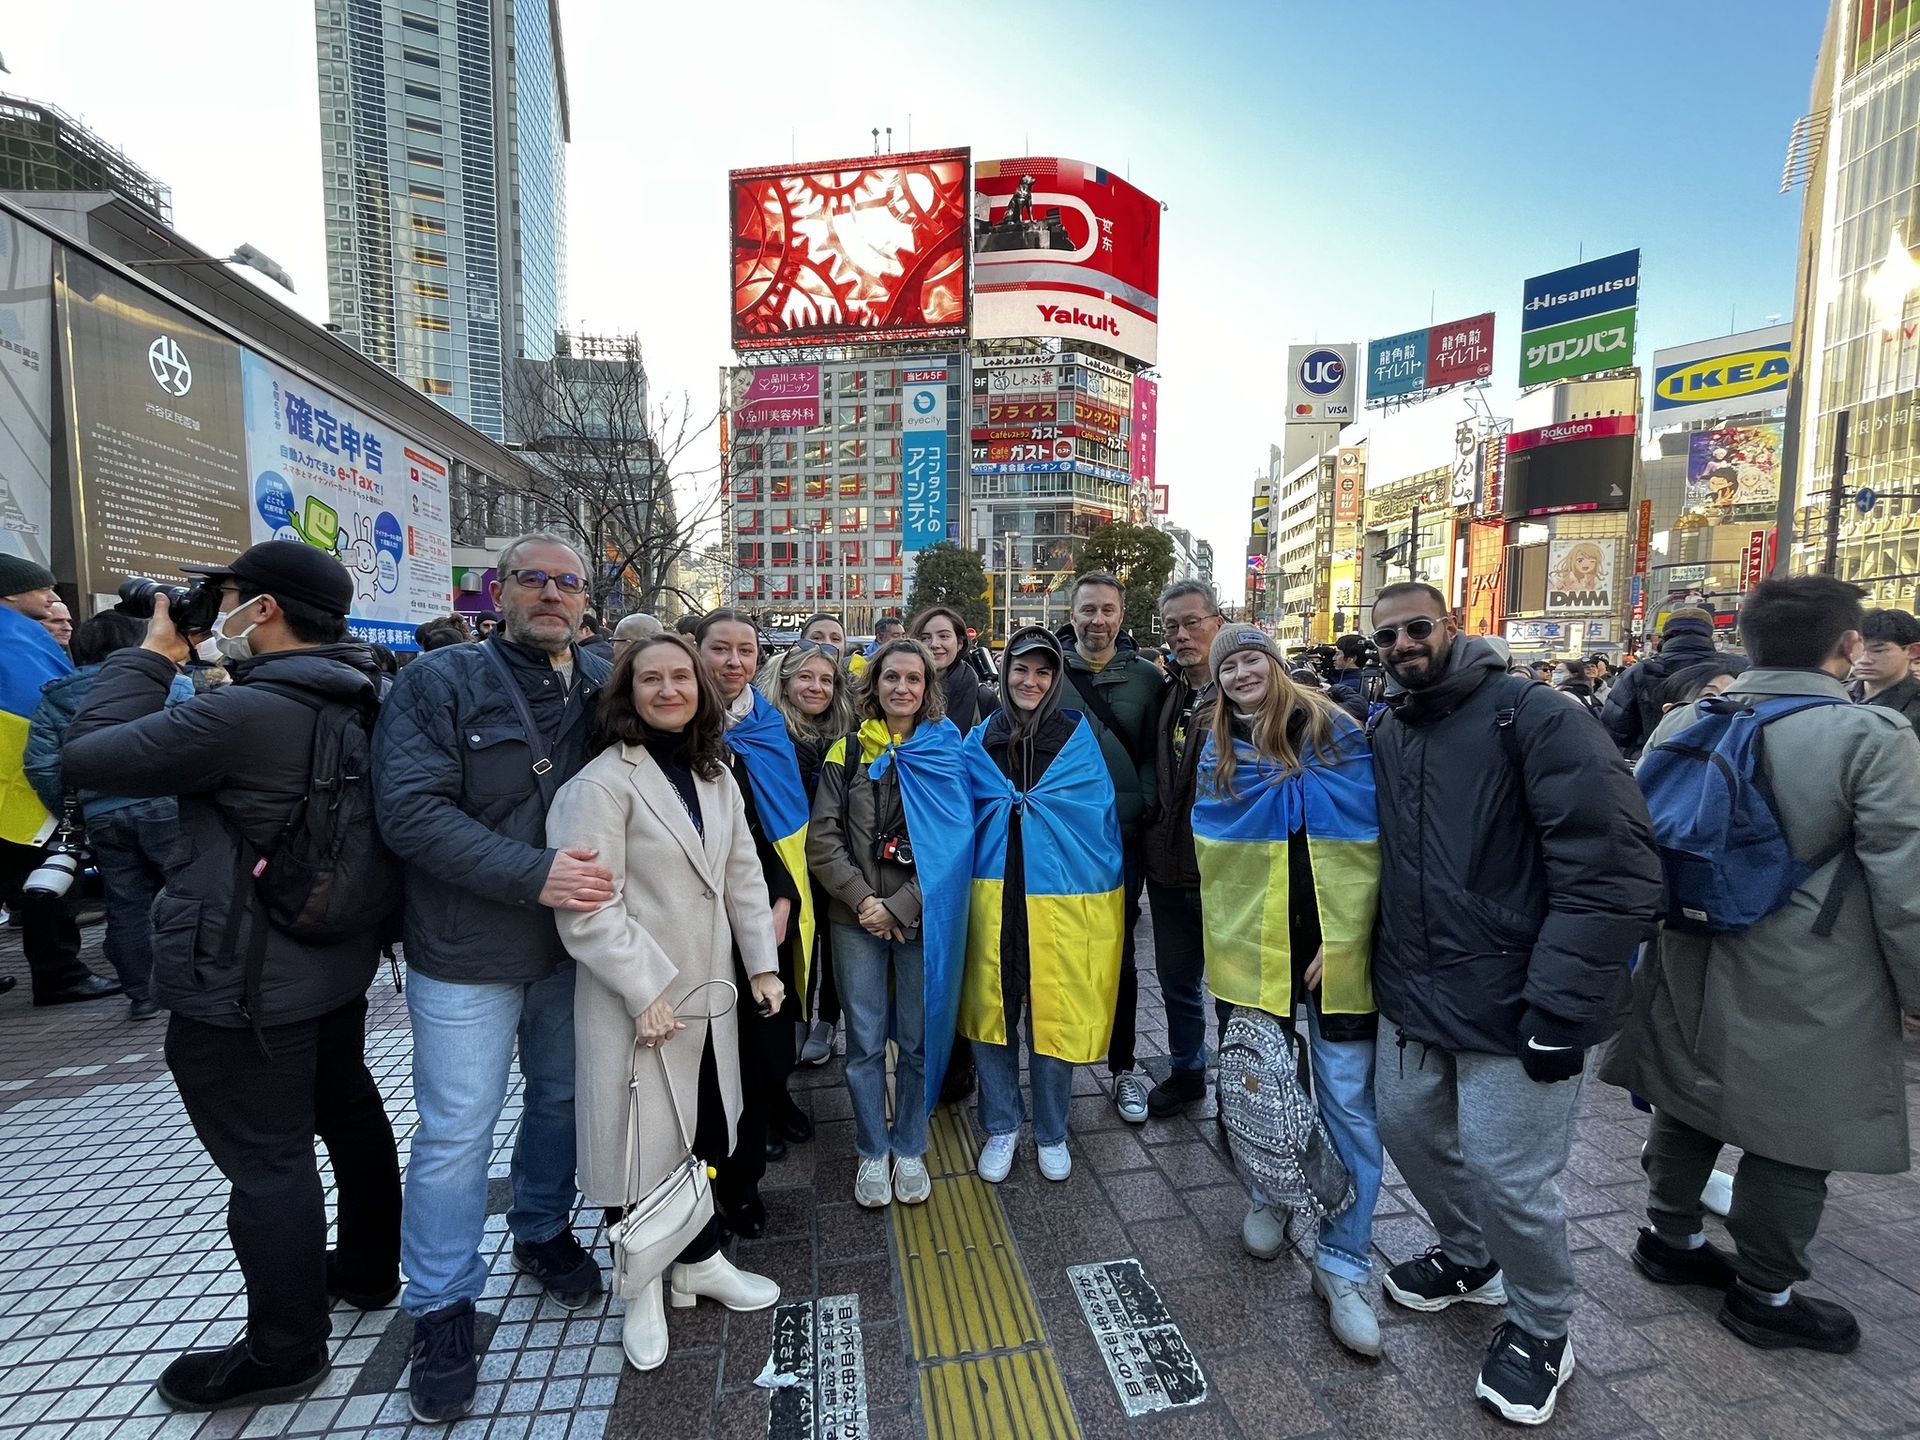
4, 919, 1919, 1440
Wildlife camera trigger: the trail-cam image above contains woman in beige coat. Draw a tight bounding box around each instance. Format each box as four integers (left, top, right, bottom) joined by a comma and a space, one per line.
548, 634, 786, 1373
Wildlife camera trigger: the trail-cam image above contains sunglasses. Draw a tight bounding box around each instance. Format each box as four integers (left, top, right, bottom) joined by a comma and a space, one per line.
1371, 618, 1441, 647
506, 568, 587, 594
793, 639, 842, 662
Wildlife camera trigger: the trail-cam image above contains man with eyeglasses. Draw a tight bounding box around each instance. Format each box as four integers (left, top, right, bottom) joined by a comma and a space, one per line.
1364, 582, 1661, 1426
373, 532, 616, 1424
1140, 580, 1225, 1117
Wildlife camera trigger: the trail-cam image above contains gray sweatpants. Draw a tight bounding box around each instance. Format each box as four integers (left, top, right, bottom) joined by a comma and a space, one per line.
1373, 1029, 1583, 1339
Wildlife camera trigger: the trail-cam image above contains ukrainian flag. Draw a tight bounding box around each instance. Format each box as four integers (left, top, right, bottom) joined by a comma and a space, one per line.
844, 716, 973, 1115
727, 689, 816, 1006
1191, 721, 1380, 1019
961, 715, 1123, 1065
0, 604, 72, 846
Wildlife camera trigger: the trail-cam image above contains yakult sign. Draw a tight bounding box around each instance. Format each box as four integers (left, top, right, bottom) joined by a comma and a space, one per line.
1285, 345, 1357, 423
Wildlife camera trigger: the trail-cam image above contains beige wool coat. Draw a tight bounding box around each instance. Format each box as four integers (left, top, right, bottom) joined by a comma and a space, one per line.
548, 743, 778, 1207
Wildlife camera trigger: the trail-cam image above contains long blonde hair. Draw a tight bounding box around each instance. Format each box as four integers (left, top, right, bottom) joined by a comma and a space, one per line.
756, 644, 854, 742
1204, 655, 1347, 799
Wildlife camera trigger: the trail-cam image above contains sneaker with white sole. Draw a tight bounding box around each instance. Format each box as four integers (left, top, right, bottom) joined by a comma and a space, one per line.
1475, 1321, 1574, 1425
1112, 1070, 1149, 1124
854, 1155, 892, 1208
1383, 1246, 1506, 1311
894, 1154, 932, 1204
978, 1133, 1017, 1184
1037, 1142, 1071, 1181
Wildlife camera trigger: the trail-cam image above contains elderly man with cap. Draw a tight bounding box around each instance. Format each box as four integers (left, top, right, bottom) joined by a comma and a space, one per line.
1601, 606, 1719, 759
63, 540, 402, 1414
0, 553, 119, 1004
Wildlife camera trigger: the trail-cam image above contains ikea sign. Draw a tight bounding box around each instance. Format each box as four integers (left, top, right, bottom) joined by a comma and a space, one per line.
1652, 344, 1790, 414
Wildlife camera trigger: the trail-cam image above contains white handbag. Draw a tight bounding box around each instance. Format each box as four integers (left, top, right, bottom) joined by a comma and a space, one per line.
606, 980, 735, 1299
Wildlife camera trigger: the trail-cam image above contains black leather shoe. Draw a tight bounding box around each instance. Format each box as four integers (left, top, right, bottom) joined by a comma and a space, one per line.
1632, 1230, 1736, 1290
156, 1336, 328, 1412
939, 1057, 976, 1105
718, 1192, 767, 1239
129, 995, 160, 1021
774, 1103, 813, 1144
0, 975, 15, 997
511, 1230, 603, 1311
1719, 1285, 1861, 1354
764, 1133, 788, 1162
325, 1250, 401, 1310
1147, 1069, 1207, 1118
34, 973, 122, 1006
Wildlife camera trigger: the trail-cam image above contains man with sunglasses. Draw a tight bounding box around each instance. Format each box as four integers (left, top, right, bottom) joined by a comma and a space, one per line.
1364, 582, 1661, 1426
373, 532, 616, 1424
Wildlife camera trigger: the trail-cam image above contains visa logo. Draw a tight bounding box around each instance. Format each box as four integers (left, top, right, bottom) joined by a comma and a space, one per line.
1653, 347, 1790, 408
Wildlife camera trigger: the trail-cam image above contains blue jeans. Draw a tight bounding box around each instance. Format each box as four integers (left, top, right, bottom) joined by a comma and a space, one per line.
401, 964, 580, 1316
86, 798, 176, 1003
1307, 1006, 1382, 1282
833, 923, 927, 1161
1147, 880, 1209, 1075
974, 1006, 1073, 1148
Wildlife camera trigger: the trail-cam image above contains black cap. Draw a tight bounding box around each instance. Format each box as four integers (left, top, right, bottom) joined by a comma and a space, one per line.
1005, 625, 1062, 663
183, 540, 354, 617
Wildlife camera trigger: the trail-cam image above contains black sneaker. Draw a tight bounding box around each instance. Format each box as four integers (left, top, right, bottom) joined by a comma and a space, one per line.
1632, 1230, 1735, 1290
325, 1249, 401, 1310
1718, 1285, 1861, 1354
1475, 1321, 1574, 1426
1146, 1068, 1206, 1118
1383, 1247, 1507, 1312
156, 1335, 328, 1412
511, 1229, 603, 1311
407, 1299, 477, 1424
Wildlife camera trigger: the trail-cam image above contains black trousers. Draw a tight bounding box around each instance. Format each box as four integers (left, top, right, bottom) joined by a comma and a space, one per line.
1108, 839, 1146, 1074
0, 838, 94, 997
715, 994, 795, 1205
604, 1032, 729, 1267
165, 995, 402, 1361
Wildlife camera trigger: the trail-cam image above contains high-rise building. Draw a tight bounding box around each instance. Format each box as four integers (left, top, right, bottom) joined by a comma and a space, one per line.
316, 0, 570, 441
0, 94, 171, 224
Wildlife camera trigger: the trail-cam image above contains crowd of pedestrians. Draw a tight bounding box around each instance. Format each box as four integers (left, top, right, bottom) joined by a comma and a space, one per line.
3, 533, 1917, 1429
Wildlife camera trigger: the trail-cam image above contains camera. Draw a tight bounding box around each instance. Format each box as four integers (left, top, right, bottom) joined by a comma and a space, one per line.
872, 831, 915, 869
117, 575, 224, 633
22, 837, 84, 900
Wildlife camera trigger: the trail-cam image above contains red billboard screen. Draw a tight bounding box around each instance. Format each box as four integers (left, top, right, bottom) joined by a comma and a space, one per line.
972, 157, 1162, 364
729, 148, 970, 350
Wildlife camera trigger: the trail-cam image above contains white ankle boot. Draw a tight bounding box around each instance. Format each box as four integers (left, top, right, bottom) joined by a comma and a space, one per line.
621, 1275, 668, 1372
668, 1252, 780, 1312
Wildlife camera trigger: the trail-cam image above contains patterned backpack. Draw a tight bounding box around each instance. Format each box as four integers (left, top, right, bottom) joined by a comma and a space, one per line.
1217, 1007, 1354, 1221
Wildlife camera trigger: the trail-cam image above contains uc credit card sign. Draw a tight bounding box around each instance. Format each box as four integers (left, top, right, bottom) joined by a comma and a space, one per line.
902, 365, 949, 551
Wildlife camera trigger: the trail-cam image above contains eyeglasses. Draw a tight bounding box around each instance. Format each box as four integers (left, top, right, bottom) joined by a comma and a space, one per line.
792, 639, 841, 662
1370, 618, 1441, 647
506, 568, 587, 594
1162, 612, 1220, 635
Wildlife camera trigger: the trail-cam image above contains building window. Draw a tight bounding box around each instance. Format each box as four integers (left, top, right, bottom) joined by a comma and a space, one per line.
403, 83, 441, 102
412, 248, 449, 266
402, 46, 440, 67
406, 115, 442, 136
409, 183, 445, 201
417, 315, 452, 332
419, 377, 453, 396
414, 280, 450, 298
736, 508, 763, 534
407, 148, 444, 168
411, 216, 448, 234
873, 471, 899, 497
401, 11, 437, 32
771, 542, 800, 567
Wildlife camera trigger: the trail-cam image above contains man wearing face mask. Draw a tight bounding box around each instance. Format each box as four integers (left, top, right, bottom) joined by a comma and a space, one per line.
1364, 581, 1662, 1426
62, 540, 402, 1414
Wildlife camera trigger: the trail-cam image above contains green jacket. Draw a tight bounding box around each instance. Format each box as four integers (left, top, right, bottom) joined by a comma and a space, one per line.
1053, 628, 1165, 836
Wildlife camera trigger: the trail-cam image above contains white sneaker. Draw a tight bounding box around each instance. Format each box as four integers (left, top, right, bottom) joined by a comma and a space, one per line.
668, 1252, 779, 1312
1701, 1168, 1735, 1218
855, 1155, 892, 1208
620, 1275, 668, 1372
978, 1133, 1017, 1184
1112, 1070, 1149, 1124
894, 1154, 932, 1204
1037, 1142, 1071, 1182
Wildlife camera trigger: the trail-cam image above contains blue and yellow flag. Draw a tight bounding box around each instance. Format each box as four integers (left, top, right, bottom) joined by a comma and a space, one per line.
0, 605, 72, 846
961, 715, 1124, 1065
1192, 721, 1380, 1019
727, 688, 816, 1006
856, 716, 973, 1115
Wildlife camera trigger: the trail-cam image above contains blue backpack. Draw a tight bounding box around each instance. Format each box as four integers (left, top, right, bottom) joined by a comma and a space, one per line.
1636, 695, 1854, 936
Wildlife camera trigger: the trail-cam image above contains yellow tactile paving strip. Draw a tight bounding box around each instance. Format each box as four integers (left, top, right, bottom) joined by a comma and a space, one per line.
890, 1100, 1081, 1440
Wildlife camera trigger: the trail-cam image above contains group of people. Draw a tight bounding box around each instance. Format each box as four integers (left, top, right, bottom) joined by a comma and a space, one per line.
3, 531, 1917, 1430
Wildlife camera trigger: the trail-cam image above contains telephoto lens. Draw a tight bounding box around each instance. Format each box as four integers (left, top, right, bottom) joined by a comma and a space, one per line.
116, 576, 188, 618
22, 843, 81, 900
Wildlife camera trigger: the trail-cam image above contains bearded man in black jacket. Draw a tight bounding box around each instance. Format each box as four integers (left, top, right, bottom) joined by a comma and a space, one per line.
1364, 582, 1662, 1427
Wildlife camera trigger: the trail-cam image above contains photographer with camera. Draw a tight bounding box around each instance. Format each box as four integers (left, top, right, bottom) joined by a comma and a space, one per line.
1328, 633, 1378, 724
24, 610, 194, 1020
0, 553, 119, 1005
62, 541, 402, 1414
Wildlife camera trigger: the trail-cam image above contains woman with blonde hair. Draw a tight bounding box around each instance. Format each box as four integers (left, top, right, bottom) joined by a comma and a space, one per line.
1192, 625, 1384, 1359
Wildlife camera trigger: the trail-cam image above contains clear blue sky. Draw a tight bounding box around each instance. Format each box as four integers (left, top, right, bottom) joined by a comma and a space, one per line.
9, 0, 1828, 601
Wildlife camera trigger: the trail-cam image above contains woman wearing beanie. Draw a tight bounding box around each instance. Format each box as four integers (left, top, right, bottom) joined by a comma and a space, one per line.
1192, 625, 1386, 1358
958, 626, 1124, 1185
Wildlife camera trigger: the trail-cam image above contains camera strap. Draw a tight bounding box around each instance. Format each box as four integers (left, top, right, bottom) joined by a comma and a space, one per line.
481, 640, 562, 810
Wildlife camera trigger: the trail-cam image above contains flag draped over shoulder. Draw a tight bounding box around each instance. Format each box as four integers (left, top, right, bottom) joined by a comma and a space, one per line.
1192, 721, 1380, 1019
726, 688, 816, 1006
0, 605, 71, 846
961, 715, 1123, 1065
864, 716, 973, 1115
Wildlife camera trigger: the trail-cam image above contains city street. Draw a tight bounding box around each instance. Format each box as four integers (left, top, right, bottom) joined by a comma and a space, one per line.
3, 919, 1918, 1440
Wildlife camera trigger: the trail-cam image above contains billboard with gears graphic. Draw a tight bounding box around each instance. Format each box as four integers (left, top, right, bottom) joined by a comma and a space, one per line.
729, 149, 971, 350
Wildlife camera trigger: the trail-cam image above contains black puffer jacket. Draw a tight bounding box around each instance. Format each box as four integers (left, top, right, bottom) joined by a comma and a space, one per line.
939, 651, 999, 733
1142, 673, 1216, 889
63, 644, 385, 1026
1370, 637, 1663, 1055
1600, 632, 1719, 757
373, 636, 610, 985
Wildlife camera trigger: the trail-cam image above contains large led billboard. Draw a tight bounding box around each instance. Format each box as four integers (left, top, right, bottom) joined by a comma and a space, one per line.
1502, 415, 1635, 518
972, 157, 1161, 365
730, 149, 970, 350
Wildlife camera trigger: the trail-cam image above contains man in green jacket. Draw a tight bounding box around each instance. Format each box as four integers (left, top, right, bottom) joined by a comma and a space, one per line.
1055, 572, 1165, 1122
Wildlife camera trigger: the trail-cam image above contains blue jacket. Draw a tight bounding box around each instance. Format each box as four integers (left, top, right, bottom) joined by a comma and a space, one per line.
373, 636, 610, 985
25, 665, 193, 822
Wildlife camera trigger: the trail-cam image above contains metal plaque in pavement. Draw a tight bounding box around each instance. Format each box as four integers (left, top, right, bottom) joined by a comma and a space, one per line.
764, 1293, 870, 1440
1067, 1259, 1206, 1416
